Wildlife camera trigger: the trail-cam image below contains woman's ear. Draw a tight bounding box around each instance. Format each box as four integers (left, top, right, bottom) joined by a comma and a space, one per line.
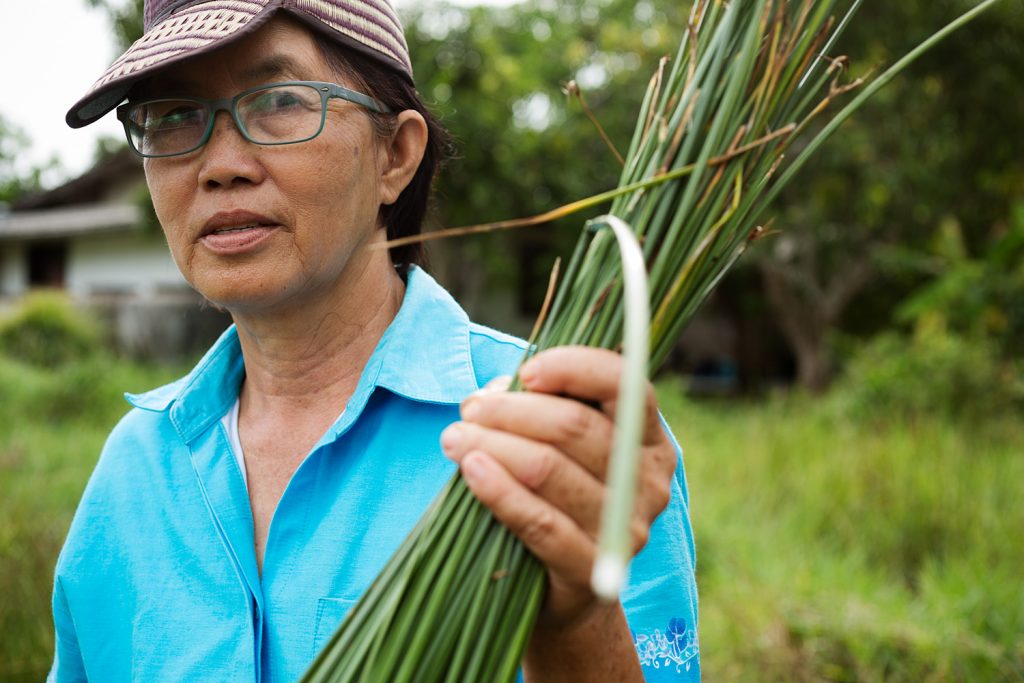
378, 110, 428, 205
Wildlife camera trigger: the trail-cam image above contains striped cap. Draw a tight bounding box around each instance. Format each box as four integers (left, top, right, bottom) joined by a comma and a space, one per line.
66, 0, 412, 128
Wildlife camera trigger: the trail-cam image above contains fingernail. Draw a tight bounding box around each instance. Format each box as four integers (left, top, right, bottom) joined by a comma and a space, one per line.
440, 424, 463, 455
461, 452, 488, 484
519, 360, 538, 387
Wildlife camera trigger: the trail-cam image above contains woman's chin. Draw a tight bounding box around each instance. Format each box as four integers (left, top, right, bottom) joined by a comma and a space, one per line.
181, 245, 384, 318
190, 273, 296, 317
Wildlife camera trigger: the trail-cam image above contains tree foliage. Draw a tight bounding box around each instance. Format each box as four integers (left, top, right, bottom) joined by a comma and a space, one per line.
85, 0, 144, 53
758, 0, 1024, 388
0, 115, 49, 205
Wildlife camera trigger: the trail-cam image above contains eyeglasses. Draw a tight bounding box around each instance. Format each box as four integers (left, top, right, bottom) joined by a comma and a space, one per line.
116, 80, 391, 158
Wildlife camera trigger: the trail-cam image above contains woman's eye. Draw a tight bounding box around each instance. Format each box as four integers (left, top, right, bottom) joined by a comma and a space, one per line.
247, 88, 316, 116
270, 92, 304, 110
149, 106, 203, 130
251, 91, 298, 114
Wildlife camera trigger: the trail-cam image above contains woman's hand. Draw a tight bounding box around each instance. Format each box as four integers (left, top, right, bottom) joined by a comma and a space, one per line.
439, 346, 678, 678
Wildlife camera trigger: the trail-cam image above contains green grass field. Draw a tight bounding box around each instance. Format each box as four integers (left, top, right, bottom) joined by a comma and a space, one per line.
0, 354, 188, 681
658, 378, 1024, 681
1, 355, 1021, 681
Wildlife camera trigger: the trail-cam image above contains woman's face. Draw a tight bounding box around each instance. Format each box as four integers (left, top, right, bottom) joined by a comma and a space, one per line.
142, 18, 410, 315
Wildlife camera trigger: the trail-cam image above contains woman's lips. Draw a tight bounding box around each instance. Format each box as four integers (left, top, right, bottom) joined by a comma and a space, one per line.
200, 224, 279, 254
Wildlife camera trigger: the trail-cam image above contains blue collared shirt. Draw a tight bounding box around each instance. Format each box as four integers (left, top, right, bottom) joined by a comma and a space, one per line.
50, 267, 700, 681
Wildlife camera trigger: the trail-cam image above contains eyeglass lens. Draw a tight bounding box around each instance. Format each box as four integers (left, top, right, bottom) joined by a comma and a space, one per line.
127, 84, 326, 156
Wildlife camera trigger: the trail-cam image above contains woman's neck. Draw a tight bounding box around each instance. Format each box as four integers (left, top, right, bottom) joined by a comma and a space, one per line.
230, 254, 406, 421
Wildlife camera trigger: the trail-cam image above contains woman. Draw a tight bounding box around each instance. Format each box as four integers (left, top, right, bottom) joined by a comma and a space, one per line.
51, 0, 700, 680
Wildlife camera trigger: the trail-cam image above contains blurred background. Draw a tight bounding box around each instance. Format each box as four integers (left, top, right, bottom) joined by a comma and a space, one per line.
1, 0, 1022, 680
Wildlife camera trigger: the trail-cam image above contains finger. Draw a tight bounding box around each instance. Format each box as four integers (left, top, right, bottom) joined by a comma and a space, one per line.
459, 450, 594, 590
441, 421, 605, 537
459, 391, 613, 481
519, 347, 666, 446
518, 347, 623, 403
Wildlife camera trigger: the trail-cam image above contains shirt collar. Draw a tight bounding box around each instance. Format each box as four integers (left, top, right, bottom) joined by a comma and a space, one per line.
372, 265, 478, 404
125, 266, 480, 443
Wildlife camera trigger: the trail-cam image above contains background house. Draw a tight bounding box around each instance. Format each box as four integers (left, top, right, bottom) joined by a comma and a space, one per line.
0, 149, 229, 360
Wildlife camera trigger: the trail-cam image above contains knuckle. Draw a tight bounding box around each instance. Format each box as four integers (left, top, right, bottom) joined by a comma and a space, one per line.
522, 446, 559, 490
554, 404, 594, 443
516, 507, 559, 549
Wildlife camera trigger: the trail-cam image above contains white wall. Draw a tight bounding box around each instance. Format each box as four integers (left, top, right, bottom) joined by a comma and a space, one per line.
67, 231, 188, 298
0, 244, 26, 297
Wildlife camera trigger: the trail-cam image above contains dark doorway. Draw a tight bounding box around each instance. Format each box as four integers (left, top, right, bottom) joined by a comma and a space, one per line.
27, 242, 67, 288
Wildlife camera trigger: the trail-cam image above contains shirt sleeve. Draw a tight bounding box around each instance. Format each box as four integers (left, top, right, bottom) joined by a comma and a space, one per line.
48, 576, 87, 683
620, 417, 701, 680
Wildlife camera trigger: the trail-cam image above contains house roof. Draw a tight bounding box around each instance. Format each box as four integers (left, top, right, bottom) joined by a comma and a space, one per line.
0, 146, 147, 242
0, 203, 141, 240
13, 148, 143, 210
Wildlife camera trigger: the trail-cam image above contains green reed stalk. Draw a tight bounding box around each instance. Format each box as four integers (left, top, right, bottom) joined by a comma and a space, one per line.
301, 2, 1005, 680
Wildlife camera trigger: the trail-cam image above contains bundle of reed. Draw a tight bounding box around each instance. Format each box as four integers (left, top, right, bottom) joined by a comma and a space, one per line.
302, 1, 1003, 680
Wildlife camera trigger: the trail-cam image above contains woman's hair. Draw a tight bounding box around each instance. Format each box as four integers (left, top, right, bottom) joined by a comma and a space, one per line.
312, 32, 451, 273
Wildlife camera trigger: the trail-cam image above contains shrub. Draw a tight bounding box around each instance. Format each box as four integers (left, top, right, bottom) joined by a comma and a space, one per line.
0, 291, 103, 367
836, 319, 1023, 422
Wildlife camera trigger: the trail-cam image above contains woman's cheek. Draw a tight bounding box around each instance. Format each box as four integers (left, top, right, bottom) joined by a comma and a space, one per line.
145, 168, 191, 259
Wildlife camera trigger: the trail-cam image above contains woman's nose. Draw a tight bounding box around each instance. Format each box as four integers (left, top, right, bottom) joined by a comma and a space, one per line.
197, 110, 266, 189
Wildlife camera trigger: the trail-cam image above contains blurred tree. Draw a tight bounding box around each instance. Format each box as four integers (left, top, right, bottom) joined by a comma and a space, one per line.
85, 0, 144, 52
756, 0, 1024, 390
93, 134, 129, 164
0, 114, 48, 205
897, 207, 1024, 359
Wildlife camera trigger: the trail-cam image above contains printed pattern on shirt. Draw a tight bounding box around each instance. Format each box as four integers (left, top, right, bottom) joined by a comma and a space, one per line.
633, 617, 699, 674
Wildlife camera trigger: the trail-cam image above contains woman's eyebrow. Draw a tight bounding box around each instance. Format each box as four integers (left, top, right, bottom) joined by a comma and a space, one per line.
135, 55, 308, 99
240, 55, 305, 83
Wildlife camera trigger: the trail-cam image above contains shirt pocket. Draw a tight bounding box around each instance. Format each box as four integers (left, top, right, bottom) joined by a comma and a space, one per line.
311, 596, 358, 659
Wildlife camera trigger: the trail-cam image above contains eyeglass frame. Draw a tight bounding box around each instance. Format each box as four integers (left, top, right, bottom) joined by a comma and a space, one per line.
115, 80, 392, 159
